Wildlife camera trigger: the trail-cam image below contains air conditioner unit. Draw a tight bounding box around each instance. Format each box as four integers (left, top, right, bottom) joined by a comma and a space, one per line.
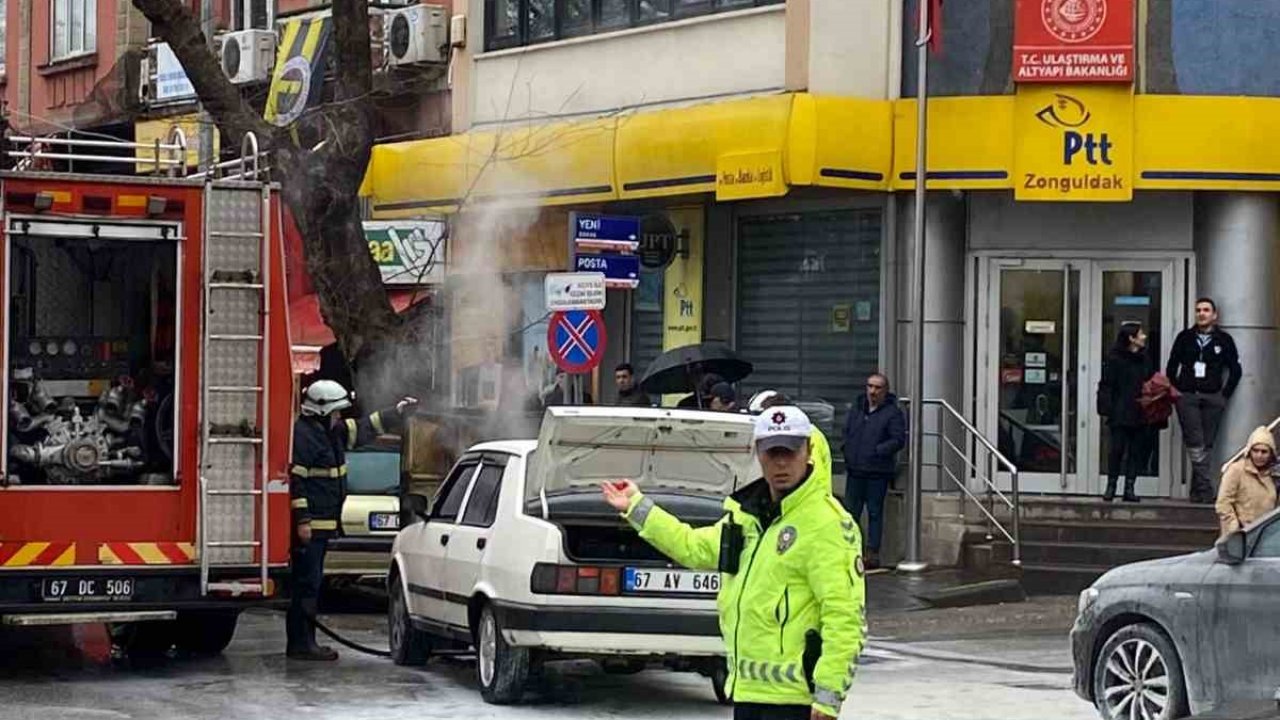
217, 29, 277, 84
385, 4, 448, 67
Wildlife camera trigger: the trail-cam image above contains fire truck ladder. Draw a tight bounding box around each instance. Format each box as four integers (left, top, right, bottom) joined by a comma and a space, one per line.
198, 135, 273, 596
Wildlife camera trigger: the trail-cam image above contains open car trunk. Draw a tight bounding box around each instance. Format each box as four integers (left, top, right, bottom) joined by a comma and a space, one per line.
525, 407, 758, 564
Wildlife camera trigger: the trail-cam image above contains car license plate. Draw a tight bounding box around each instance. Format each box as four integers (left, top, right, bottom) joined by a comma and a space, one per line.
369, 511, 400, 531
43, 577, 135, 603
624, 568, 720, 594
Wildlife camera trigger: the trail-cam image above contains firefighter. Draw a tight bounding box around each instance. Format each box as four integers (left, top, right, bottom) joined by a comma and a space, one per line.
287, 380, 417, 661
601, 406, 866, 720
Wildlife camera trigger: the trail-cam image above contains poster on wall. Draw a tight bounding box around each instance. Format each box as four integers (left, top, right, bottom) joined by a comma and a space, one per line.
1013, 0, 1134, 83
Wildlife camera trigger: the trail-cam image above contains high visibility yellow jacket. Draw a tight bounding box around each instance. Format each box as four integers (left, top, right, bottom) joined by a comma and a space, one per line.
624, 461, 866, 715
810, 428, 833, 493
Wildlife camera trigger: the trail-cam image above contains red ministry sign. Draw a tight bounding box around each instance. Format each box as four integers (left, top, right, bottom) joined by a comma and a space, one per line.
1014, 0, 1134, 83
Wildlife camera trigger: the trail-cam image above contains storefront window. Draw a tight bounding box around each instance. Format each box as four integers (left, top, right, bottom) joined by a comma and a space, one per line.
485, 0, 782, 50
736, 210, 882, 453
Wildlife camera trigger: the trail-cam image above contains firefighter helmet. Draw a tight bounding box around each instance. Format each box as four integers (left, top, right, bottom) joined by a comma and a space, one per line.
747, 389, 779, 414
301, 380, 352, 416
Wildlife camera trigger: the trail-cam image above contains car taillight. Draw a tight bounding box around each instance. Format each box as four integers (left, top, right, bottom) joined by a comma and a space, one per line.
531, 563, 622, 596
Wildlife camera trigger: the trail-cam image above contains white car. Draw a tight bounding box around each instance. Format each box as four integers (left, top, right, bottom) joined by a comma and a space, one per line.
386, 406, 759, 704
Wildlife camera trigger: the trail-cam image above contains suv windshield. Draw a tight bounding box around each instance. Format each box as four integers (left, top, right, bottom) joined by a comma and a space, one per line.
345, 450, 401, 495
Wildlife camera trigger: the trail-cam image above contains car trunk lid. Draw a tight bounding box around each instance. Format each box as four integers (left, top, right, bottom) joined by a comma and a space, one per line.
525, 406, 758, 504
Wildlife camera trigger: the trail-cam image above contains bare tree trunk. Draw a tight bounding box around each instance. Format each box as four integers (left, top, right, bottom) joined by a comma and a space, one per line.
131, 0, 410, 383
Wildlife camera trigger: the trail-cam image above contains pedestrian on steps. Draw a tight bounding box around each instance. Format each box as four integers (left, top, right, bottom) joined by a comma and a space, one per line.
1097, 324, 1155, 503
1214, 426, 1278, 538
1166, 298, 1242, 504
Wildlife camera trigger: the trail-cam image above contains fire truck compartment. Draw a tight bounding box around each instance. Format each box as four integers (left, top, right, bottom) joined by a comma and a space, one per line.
6, 226, 179, 486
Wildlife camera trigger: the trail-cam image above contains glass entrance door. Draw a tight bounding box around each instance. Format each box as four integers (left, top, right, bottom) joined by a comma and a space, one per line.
979, 257, 1187, 496
988, 260, 1083, 492
1087, 261, 1182, 498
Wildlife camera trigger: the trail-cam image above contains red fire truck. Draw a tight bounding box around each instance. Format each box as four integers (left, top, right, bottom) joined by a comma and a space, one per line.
0, 134, 292, 657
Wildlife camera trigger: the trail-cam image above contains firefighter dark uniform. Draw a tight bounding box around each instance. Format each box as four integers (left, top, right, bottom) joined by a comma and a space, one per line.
287, 380, 413, 660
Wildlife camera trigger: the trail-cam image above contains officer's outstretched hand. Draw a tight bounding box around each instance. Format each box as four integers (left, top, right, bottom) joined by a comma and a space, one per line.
396, 396, 419, 415
600, 480, 638, 512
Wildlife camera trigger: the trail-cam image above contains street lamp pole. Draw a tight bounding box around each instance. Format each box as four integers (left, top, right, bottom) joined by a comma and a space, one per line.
900, 0, 932, 574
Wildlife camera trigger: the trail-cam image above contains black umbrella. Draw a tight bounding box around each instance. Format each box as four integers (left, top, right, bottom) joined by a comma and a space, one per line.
639, 342, 753, 397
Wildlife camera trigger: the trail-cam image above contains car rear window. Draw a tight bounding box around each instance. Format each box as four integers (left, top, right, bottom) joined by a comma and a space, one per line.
345, 451, 401, 495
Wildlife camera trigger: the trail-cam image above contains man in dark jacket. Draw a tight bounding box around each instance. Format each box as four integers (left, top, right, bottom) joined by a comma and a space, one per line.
288, 380, 417, 660
1165, 298, 1242, 503
842, 373, 906, 569
613, 363, 651, 407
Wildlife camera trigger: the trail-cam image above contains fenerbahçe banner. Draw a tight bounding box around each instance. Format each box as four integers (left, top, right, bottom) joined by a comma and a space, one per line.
265, 16, 333, 127
1014, 84, 1134, 202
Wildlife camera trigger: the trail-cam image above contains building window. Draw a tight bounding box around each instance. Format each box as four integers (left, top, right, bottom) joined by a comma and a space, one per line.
51, 0, 96, 61
485, 0, 782, 50
233, 0, 273, 31
0, 0, 7, 73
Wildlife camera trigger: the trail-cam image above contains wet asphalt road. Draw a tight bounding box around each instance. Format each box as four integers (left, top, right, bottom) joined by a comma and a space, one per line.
0, 594, 1098, 720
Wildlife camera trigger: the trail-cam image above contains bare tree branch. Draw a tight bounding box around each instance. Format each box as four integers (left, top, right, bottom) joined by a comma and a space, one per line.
129, 0, 275, 146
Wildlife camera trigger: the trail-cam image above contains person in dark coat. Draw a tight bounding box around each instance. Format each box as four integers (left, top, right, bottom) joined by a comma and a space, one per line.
288, 381, 417, 660
613, 363, 651, 407
1165, 297, 1242, 503
841, 373, 907, 569
1098, 323, 1155, 503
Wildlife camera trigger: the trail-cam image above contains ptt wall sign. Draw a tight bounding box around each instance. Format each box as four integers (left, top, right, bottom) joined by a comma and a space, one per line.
1014, 85, 1134, 202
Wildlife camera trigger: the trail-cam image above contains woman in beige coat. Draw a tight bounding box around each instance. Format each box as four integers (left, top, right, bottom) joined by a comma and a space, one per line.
1215, 426, 1279, 537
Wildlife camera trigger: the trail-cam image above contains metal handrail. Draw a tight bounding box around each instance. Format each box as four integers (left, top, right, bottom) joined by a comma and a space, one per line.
1220, 415, 1280, 473
8, 134, 188, 175
900, 397, 1022, 566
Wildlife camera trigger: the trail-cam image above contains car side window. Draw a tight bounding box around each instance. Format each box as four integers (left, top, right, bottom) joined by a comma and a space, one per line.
432, 462, 478, 523
460, 460, 507, 528
1251, 519, 1280, 559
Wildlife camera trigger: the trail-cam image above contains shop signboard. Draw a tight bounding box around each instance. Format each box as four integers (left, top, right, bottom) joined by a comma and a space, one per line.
575, 253, 640, 289
1013, 0, 1134, 83
1014, 84, 1134, 202
363, 220, 447, 285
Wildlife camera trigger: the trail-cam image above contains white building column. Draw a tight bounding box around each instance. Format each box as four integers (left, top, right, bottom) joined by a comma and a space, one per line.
1193, 192, 1280, 472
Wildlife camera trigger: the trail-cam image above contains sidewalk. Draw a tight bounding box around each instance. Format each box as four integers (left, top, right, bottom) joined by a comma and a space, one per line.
865, 568, 1077, 643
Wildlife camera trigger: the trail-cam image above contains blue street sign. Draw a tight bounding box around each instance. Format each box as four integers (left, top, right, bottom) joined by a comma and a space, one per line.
572, 213, 641, 250
575, 253, 640, 286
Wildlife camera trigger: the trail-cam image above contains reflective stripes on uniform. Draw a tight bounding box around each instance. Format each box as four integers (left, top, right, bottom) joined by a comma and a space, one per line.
629, 496, 656, 526
290, 464, 348, 478
813, 685, 843, 710
291, 498, 309, 509
345, 419, 358, 449
310, 519, 338, 530
370, 411, 385, 435
737, 659, 799, 685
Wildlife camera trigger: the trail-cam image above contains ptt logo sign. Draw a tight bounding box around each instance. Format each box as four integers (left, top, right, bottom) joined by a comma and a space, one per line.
1022, 93, 1124, 195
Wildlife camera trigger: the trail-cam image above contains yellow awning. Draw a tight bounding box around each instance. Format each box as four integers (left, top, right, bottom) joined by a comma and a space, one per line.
363, 93, 895, 218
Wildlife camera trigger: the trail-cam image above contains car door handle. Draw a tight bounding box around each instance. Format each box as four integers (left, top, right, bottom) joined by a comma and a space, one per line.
440, 534, 450, 547
477, 538, 487, 550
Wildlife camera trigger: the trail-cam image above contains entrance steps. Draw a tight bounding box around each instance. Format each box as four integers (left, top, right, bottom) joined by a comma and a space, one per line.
963, 496, 1219, 596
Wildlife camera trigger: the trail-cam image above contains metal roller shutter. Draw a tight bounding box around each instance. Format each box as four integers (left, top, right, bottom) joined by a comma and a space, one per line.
736, 210, 882, 447
630, 268, 666, 379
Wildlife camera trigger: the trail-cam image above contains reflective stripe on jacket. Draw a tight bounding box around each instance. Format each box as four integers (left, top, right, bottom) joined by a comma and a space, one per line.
624, 458, 866, 716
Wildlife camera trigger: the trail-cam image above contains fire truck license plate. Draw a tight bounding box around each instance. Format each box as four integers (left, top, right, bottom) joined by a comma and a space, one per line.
43, 578, 135, 602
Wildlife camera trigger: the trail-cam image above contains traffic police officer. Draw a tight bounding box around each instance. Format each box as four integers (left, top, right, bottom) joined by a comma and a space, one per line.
287, 380, 417, 660
602, 406, 866, 720
748, 390, 834, 495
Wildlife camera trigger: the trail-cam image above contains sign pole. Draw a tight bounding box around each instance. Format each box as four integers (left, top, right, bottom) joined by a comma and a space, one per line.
902, 0, 931, 574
